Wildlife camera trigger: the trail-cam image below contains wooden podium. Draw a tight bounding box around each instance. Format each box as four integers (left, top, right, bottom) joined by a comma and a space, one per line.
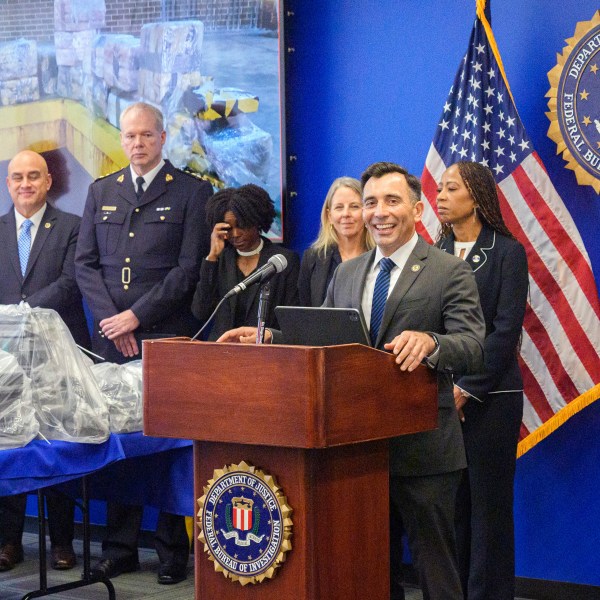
143, 339, 438, 600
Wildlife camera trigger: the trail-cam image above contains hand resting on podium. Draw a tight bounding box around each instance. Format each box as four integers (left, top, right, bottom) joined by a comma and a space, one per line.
217, 325, 437, 373
216, 326, 271, 344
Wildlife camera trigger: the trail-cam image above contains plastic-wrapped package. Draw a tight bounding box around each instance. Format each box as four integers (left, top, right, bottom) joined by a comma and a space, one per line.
0, 350, 39, 450
140, 21, 204, 73
57, 65, 84, 100
54, 0, 106, 32
165, 109, 215, 174
185, 86, 259, 121
0, 304, 109, 443
91, 361, 143, 433
106, 90, 137, 129
103, 35, 141, 92
200, 114, 273, 187
138, 20, 204, 105
0, 77, 40, 107
0, 38, 38, 80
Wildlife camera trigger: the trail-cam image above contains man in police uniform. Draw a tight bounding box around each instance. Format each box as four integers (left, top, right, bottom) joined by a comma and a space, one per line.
75, 102, 212, 584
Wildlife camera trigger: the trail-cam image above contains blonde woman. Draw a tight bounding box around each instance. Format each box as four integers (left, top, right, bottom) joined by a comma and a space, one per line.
298, 177, 374, 306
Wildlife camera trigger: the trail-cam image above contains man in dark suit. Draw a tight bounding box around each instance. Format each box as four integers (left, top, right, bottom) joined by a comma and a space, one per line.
0, 150, 89, 572
327, 162, 484, 600
219, 162, 485, 600
75, 102, 212, 584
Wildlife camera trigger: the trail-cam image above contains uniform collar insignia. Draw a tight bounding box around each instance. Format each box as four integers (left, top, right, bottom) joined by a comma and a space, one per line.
165, 173, 173, 182
117, 174, 124, 183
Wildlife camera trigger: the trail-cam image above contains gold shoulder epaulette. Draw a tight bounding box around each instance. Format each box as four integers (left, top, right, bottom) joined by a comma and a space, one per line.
94, 168, 123, 182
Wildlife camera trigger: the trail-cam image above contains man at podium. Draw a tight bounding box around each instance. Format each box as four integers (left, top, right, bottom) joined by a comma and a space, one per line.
218, 162, 485, 600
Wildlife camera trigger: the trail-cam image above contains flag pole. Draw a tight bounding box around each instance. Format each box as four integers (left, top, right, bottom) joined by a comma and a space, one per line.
476, 0, 516, 104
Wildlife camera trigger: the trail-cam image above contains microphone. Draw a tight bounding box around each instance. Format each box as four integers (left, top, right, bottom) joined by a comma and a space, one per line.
223, 254, 288, 299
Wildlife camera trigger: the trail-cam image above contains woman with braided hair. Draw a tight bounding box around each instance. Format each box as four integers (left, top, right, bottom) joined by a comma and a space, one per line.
191, 184, 299, 340
436, 161, 528, 600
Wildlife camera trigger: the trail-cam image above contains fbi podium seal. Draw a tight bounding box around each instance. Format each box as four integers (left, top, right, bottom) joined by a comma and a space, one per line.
197, 461, 293, 585
547, 10, 600, 192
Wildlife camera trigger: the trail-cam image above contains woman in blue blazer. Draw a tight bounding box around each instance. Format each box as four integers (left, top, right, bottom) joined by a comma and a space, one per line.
436, 161, 529, 600
297, 177, 373, 306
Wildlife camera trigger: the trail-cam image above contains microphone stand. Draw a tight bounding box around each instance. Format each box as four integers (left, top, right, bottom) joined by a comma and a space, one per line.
255, 281, 271, 344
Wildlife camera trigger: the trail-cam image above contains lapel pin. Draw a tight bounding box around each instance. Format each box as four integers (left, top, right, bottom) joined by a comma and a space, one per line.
44, 222, 51, 229
165, 173, 173, 182
411, 264, 420, 272
117, 174, 124, 183
472, 255, 481, 263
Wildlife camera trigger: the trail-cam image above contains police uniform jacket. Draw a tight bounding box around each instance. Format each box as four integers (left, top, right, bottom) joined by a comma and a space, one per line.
75, 160, 212, 358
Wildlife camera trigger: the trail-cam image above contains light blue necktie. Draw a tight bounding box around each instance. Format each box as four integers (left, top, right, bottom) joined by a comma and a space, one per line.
18, 219, 33, 277
370, 257, 395, 346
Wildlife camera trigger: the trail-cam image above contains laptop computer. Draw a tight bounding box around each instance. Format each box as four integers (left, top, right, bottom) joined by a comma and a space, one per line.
274, 306, 371, 346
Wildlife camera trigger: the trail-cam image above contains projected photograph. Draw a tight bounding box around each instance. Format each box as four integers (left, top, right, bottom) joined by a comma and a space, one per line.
0, 0, 284, 238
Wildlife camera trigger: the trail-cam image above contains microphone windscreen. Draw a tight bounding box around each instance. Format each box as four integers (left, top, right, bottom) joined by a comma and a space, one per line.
269, 254, 288, 273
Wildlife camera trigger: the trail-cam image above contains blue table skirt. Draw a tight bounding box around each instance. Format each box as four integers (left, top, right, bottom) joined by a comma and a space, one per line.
0, 432, 194, 516
83, 433, 194, 516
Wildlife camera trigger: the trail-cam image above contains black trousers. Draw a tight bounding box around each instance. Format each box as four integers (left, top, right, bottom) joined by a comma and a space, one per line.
455, 391, 523, 600
0, 492, 74, 547
390, 470, 463, 600
100, 503, 189, 568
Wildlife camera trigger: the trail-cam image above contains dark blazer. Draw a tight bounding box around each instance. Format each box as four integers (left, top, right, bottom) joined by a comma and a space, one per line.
298, 246, 340, 307
191, 237, 300, 341
438, 224, 528, 399
0, 204, 89, 348
75, 160, 212, 362
324, 237, 485, 476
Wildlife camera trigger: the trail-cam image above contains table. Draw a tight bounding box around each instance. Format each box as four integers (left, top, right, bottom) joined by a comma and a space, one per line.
0, 433, 194, 599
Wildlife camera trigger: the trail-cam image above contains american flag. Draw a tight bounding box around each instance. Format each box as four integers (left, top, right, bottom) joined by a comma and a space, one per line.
419, 5, 600, 456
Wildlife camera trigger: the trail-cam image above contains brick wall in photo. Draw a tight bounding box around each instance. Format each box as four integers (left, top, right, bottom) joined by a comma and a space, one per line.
0, 0, 278, 42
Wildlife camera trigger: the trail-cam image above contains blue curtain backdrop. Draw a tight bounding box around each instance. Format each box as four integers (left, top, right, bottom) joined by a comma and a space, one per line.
284, 0, 600, 586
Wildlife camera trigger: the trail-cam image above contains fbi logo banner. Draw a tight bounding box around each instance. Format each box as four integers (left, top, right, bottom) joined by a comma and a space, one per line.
547, 10, 600, 193
197, 461, 293, 585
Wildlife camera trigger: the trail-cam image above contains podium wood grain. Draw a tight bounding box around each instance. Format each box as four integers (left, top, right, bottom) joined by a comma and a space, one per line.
143, 339, 438, 600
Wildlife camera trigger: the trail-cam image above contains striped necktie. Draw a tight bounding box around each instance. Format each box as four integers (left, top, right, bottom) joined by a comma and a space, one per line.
370, 257, 395, 346
18, 219, 33, 277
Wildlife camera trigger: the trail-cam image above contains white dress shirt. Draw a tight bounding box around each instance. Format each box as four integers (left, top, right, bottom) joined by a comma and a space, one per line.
129, 159, 165, 194
361, 231, 419, 328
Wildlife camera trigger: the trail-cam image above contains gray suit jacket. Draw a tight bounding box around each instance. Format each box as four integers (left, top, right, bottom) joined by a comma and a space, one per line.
324, 237, 485, 476
0, 204, 90, 348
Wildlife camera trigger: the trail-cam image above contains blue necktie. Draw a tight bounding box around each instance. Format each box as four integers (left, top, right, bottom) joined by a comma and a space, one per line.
370, 257, 395, 345
18, 219, 33, 277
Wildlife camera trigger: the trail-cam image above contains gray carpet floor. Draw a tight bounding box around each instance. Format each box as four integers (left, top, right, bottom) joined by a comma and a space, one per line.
0, 533, 427, 599
1, 533, 534, 599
